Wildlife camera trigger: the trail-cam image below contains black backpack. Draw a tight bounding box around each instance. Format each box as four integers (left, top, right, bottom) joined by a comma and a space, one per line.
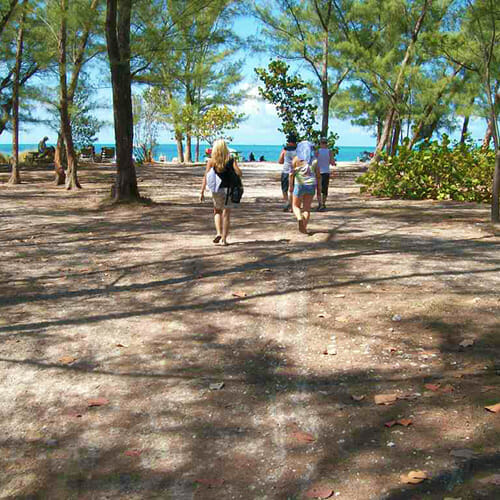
216, 158, 244, 204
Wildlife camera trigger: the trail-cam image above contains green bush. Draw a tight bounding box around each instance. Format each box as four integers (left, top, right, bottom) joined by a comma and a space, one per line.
0, 152, 10, 164
358, 135, 495, 203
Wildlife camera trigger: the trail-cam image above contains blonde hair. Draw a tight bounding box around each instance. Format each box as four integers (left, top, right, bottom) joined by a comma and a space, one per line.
211, 139, 230, 173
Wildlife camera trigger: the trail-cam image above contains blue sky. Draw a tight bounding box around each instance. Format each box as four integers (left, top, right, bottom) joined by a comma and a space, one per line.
0, 13, 488, 147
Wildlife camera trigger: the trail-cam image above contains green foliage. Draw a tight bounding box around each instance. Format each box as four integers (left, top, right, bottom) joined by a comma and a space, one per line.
197, 105, 244, 146
255, 60, 317, 140
358, 135, 495, 203
71, 87, 104, 151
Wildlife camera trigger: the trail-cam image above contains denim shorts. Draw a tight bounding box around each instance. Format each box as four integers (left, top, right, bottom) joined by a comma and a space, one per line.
293, 183, 316, 197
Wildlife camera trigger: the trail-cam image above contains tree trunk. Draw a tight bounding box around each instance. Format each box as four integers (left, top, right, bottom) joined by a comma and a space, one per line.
460, 115, 470, 144
373, 107, 395, 161
195, 136, 200, 162
492, 149, 500, 223
390, 118, 401, 157
58, 0, 80, 190
175, 131, 184, 163
483, 119, 492, 150
8, 1, 26, 185
106, 0, 140, 201
54, 131, 66, 185
321, 30, 329, 137
185, 133, 192, 163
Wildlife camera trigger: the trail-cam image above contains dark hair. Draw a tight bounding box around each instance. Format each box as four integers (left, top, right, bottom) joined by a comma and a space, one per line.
286, 133, 298, 144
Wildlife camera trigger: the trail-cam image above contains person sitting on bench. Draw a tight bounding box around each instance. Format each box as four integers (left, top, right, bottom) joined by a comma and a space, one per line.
38, 137, 55, 159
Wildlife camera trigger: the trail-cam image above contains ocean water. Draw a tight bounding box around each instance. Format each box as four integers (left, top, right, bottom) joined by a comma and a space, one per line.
0, 143, 374, 162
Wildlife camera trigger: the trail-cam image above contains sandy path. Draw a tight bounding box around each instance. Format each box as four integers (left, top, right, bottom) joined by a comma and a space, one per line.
0, 161, 499, 499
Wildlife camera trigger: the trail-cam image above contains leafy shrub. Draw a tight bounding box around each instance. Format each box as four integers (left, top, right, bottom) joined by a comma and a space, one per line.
358, 135, 495, 203
0, 152, 10, 164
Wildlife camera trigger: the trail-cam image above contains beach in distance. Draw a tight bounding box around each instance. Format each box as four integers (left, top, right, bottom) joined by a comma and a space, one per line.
0, 143, 374, 163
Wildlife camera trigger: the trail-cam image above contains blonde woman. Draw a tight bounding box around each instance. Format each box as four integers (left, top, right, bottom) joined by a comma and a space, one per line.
200, 139, 242, 245
289, 141, 321, 234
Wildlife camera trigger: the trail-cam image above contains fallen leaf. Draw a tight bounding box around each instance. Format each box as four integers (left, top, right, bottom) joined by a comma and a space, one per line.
305, 485, 334, 499
398, 418, 413, 427
124, 450, 141, 457
291, 431, 316, 443
194, 478, 225, 488
87, 398, 109, 407
384, 420, 397, 428
450, 449, 475, 459
116, 343, 128, 348
209, 382, 225, 391
351, 394, 365, 402
400, 470, 428, 484
374, 394, 397, 405
424, 383, 441, 392
317, 313, 328, 318
485, 402, 500, 413
459, 339, 474, 348
232, 291, 247, 298
59, 356, 76, 365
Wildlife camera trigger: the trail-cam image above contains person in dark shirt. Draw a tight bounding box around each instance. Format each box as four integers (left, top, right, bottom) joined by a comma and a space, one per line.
248, 152, 255, 162
259, 155, 266, 162
38, 137, 55, 158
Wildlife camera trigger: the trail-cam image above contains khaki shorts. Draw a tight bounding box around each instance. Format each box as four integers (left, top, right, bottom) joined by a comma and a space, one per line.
212, 190, 234, 210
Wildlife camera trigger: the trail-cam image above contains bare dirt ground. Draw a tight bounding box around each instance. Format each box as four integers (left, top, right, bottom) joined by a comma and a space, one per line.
1, 161, 499, 500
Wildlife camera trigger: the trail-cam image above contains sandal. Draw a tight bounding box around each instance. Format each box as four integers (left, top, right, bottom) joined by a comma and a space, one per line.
213, 235, 222, 244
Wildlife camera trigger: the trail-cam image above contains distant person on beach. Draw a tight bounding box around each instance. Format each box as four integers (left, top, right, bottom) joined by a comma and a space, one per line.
259, 155, 265, 162
37, 136, 55, 159
278, 133, 297, 212
289, 141, 320, 234
248, 152, 255, 162
200, 139, 242, 246
315, 137, 336, 211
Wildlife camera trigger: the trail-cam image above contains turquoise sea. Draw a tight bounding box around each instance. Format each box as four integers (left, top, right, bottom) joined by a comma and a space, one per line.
0, 143, 374, 162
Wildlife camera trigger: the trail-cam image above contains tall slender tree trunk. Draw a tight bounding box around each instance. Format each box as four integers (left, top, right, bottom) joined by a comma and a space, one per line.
195, 136, 200, 162
175, 131, 184, 163
185, 133, 192, 163
8, 1, 26, 185
483, 119, 493, 150
460, 116, 470, 144
106, 0, 139, 201
58, 0, 80, 190
390, 118, 401, 157
321, 30, 330, 137
492, 149, 500, 223
54, 131, 66, 184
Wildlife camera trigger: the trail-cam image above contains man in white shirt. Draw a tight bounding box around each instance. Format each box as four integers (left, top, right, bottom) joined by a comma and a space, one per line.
315, 137, 336, 211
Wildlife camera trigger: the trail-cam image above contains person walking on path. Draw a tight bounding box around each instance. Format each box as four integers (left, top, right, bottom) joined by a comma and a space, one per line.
315, 137, 336, 211
200, 139, 242, 246
289, 141, 320, 234
278, 133, 297, 212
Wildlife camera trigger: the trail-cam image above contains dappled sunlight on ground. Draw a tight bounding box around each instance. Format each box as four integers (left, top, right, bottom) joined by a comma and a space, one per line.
1, 162, 499, 499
